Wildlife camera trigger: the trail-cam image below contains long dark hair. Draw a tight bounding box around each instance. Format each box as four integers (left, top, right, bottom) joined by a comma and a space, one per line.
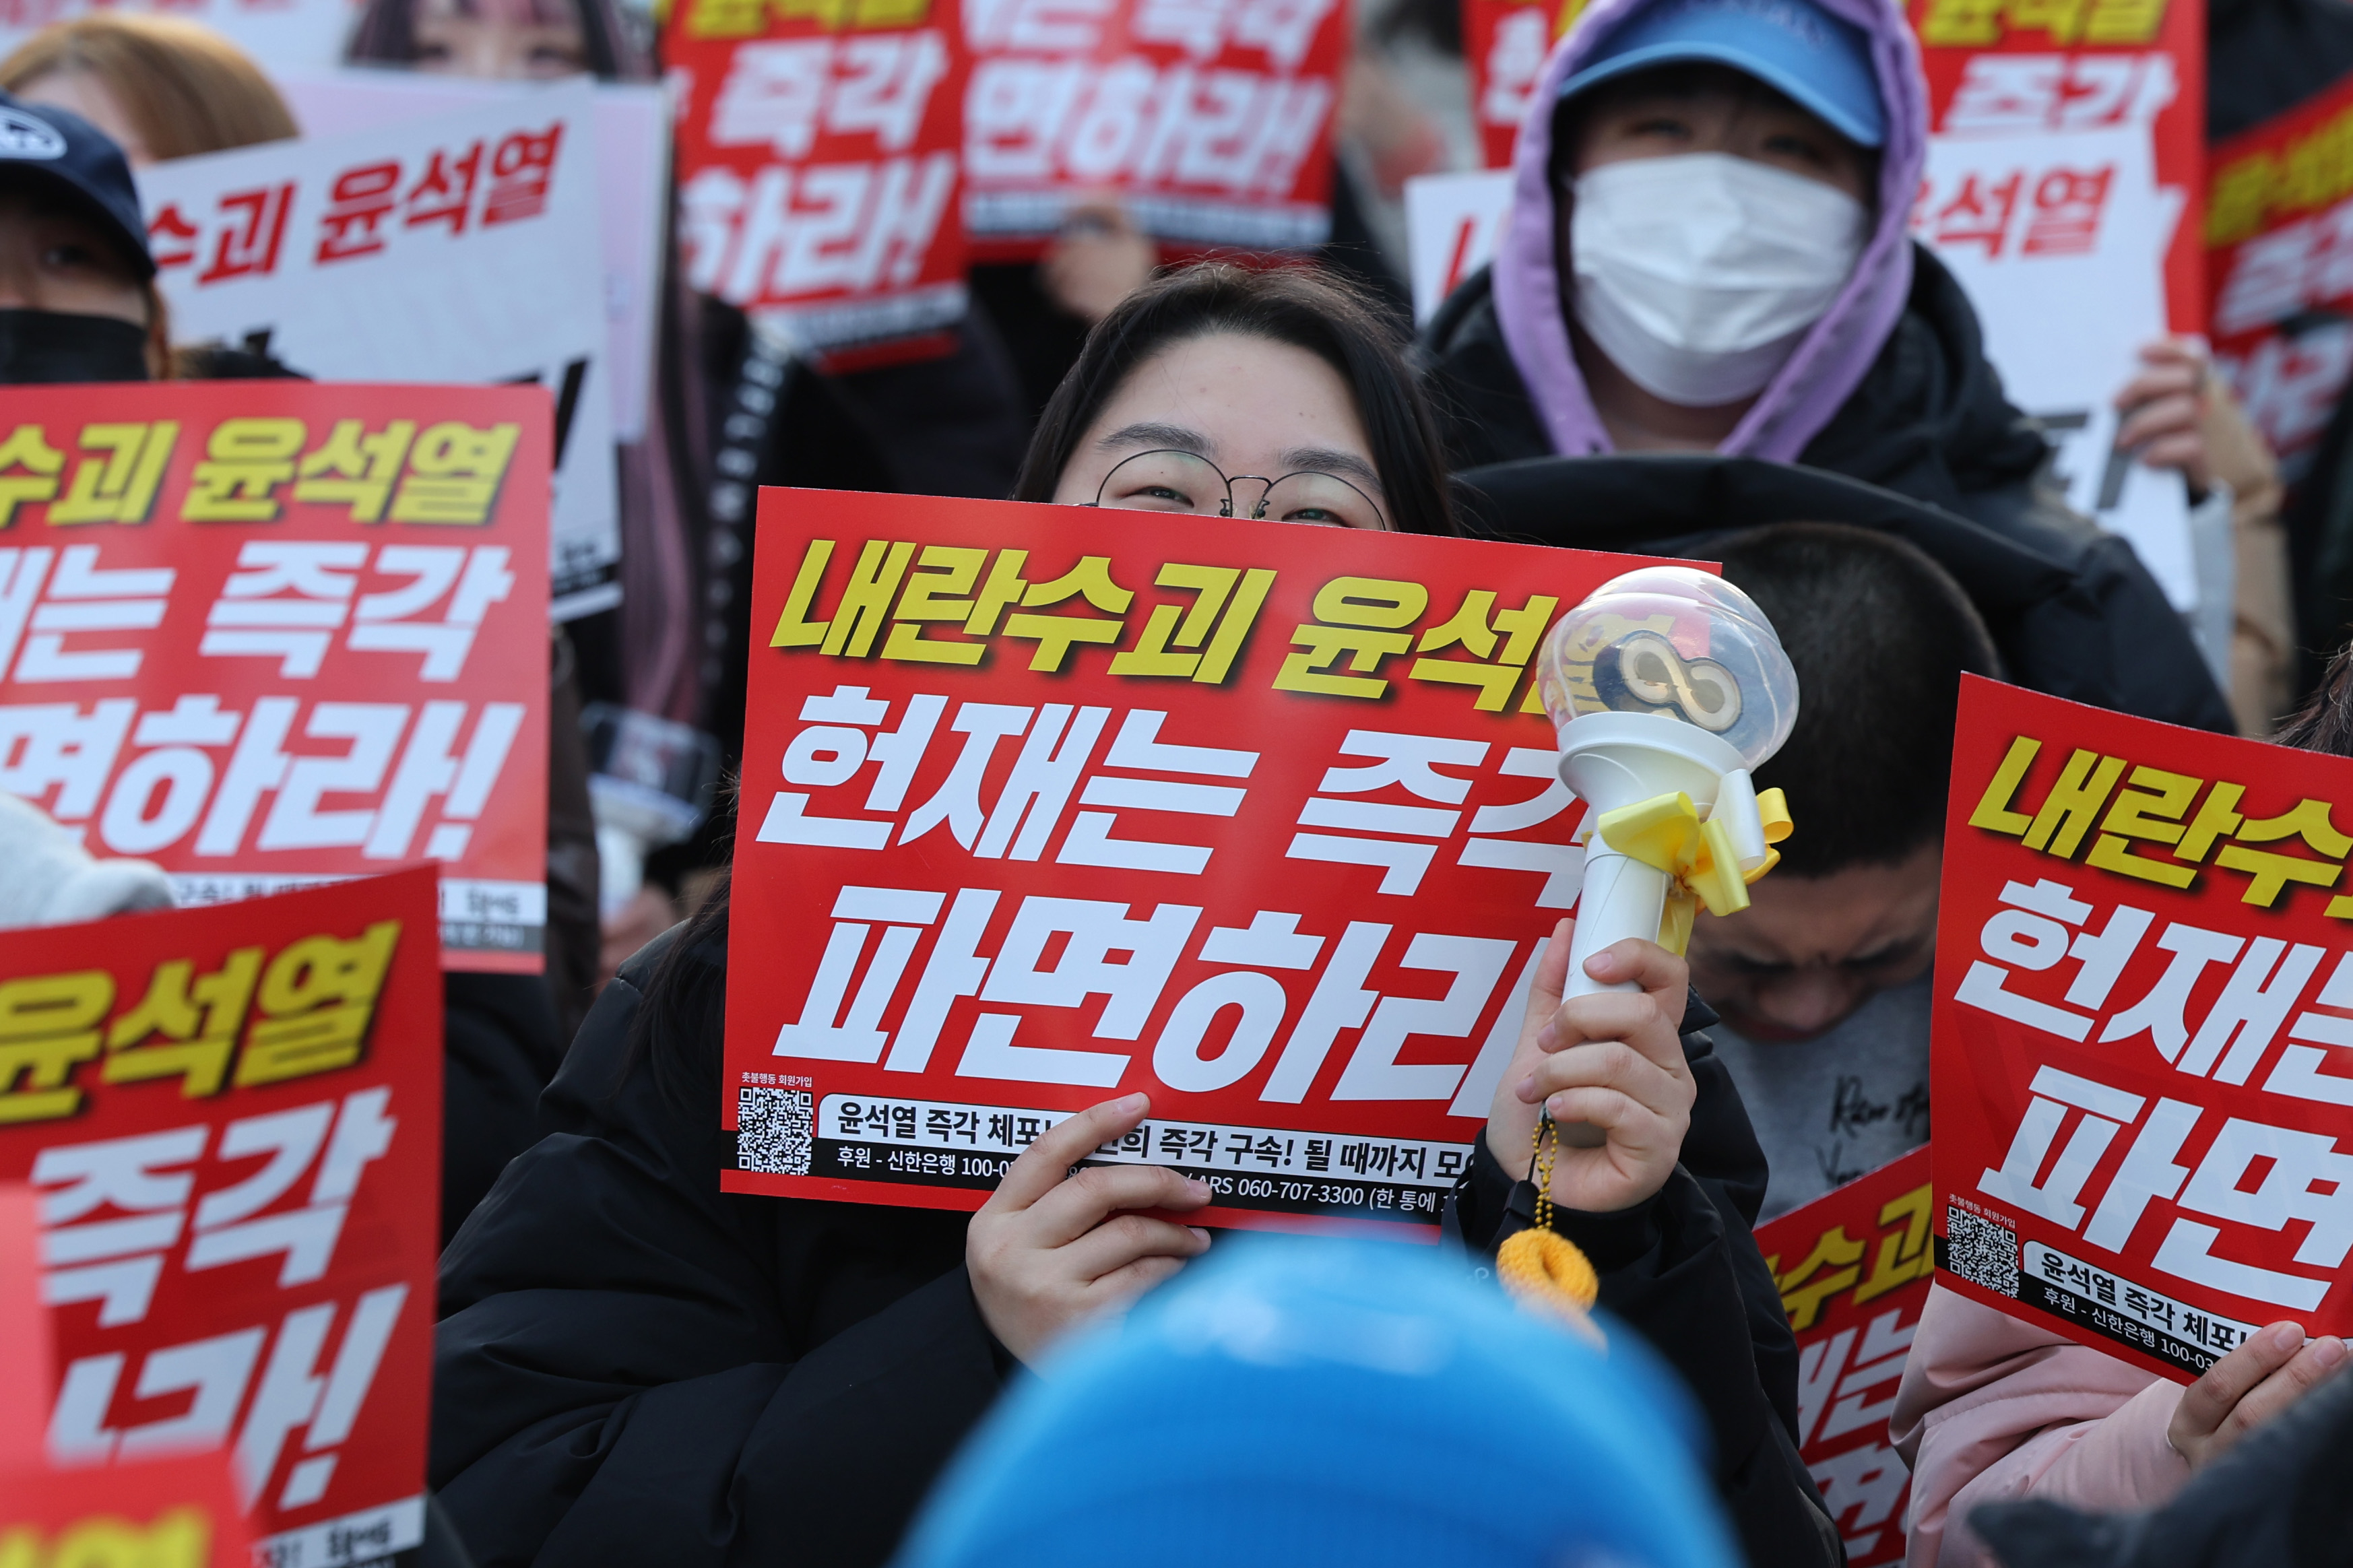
2278, 642, 2353, 756
1012, 262, 1458, 537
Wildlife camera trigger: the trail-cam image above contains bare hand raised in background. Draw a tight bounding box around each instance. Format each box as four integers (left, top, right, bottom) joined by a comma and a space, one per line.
967, 1092, 1211, 1365
1485, 919, 1696, 1215
2116, 336, 2216, 498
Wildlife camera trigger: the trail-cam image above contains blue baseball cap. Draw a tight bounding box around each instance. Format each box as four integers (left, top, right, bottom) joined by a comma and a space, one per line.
0, 93, 155, 280
1557, 0, 1885, 150
894, 1239, 1741, 1568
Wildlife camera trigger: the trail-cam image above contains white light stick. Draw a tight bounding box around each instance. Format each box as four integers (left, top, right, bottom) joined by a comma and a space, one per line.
1537, 567, 1800, 1144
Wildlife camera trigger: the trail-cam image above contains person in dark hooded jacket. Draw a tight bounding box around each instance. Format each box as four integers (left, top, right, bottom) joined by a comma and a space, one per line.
1419, 0, 2231, 734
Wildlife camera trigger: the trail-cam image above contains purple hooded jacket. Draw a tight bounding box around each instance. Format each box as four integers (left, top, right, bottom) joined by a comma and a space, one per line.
1490, 0, 1931, 462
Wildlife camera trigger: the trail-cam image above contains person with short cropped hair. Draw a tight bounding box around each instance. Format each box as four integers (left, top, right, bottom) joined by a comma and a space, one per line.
1688, 522, 1997, 1217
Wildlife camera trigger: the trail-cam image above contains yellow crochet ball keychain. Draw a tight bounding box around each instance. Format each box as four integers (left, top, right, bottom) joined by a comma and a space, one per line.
1497, 1115, 1603, 1346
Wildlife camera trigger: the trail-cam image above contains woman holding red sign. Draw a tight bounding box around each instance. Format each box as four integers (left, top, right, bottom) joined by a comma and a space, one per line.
432, 263, 1828, 1568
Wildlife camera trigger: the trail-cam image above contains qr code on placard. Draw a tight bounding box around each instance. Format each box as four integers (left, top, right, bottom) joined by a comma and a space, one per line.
738, 1088, 814, 1175
1946, 1206, 2020, 1298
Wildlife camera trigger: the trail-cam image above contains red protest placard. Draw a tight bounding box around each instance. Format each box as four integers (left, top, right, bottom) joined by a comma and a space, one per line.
723, 488, 1679, 1233
0, 868, 441, 1567
1932, 676, 2353, 1382
1463, 0, 1570, 170
2205, 74, 2353, 476
959, 0, 1347, 259
1755, 1147, 1934, 1568
0, 1453, 253, 1568
0, 1184, 48, 1472
668, 0, 970, 370
1908, 0, 2205, 334
0, 383, 550, 973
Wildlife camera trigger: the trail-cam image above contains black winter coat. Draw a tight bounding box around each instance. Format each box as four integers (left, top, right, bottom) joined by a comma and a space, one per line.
432, 925, 1009, 1568
1447, 994, 1843, 1568
436, 932, 1831, 1568
439, 972, 567, 1246
1452, 452, 2235, 736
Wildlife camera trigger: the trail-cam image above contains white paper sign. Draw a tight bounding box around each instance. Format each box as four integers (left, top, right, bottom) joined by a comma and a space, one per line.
273, 69, 672, 445
1403, 169, 1513, 325
138, 80, 622, 619
1916, 125, 2197, 613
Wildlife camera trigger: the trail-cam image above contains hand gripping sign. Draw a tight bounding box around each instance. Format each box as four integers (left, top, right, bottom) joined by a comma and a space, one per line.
1934, 677, 2353, 1381
1754, 1147, 1935, 1568
726, 488, 1679, 1231
0, 868, 441, 1568
668, 0, 972, 368
0, 383, 551, 973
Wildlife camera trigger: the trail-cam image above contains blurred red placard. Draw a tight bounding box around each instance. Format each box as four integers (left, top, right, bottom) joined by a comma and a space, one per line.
723, 488, 1684, 1233
2205, 73, 2353, 475
0, 869, 441, 1566
959, 0, 1347, 258
0, 1454, 253, 1568
0, 383, 549, 973
668, 0, 970, 369
1755, 1148, 1935, 1568
1933, 677, 2353, 1381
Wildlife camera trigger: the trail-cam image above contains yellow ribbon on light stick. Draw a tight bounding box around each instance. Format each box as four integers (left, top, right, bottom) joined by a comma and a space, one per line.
1591, 787, 1794, 955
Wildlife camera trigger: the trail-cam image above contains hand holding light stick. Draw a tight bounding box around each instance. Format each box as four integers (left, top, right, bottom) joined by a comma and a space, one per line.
1536, 567, 1799, 1145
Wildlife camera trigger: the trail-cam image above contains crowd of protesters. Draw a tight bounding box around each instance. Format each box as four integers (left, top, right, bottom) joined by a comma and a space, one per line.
1, 0, 2352, 1562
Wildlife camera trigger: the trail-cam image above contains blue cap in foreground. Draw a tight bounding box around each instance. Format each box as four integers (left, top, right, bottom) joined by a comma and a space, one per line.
1557, 0, 1885, 149
895, 1238, 1741, 1568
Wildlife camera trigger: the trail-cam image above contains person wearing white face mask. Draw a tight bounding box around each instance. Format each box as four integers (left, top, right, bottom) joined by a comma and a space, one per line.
1424, 0, 2233, 742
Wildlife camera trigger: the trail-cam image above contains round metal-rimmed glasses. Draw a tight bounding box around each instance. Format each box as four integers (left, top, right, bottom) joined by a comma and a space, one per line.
1086, 448, 1387, 531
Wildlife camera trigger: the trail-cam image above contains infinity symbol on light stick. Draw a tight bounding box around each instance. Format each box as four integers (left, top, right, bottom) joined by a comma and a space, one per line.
1615, 632, 1742, 732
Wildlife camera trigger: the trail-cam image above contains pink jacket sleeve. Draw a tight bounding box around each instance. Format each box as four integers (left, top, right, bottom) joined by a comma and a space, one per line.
1890, 1282, 2189, 1567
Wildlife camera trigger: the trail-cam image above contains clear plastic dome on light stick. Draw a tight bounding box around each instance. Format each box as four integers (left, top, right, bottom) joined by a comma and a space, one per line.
1537, 565, 1799, 771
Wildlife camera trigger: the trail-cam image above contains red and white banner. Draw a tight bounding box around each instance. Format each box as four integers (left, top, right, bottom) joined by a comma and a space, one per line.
1910, 0, 2205, 335
1755, 1148, 1935, 1568
1933, 676, 2353, 1381
1462, 0, 1571, 172
138, 84, 618, 620
0, 869, 442, 1567
668, 0, 970, 368
0, 383, 550, 973
2205, 76, 2353, 477
724, 488, 1673, 1231
960, 0, 1347, 257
